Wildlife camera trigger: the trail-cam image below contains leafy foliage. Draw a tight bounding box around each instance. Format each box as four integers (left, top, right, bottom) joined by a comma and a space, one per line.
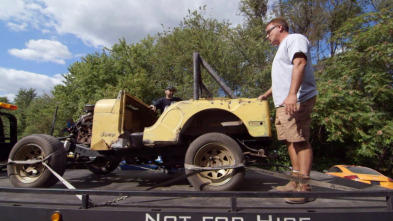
0, 97, 10, 103
13, 88, 37, 138
273, 0, 363, 60
23, 94, 58, 136
313, 9, 393, 173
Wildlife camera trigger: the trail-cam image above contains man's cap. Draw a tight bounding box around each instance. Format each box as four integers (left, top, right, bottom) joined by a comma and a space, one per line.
165, 86, 177, 92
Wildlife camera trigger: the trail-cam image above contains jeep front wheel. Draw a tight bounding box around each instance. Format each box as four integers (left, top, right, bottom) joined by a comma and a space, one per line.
7, 134, 67, 188
185, 133, 245, 191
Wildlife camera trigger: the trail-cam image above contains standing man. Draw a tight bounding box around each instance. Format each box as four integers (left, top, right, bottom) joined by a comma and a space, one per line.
258, 18, 317, 204
150, 86, 182, 113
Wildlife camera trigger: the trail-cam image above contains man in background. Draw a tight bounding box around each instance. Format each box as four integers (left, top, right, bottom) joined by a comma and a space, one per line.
150, 86, 182, 113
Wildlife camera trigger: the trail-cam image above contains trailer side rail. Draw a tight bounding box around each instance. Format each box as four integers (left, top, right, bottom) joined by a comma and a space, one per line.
0, 187, 392, 211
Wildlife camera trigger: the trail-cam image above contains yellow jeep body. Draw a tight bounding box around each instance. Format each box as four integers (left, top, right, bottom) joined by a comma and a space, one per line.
143, 98, 271, 145
90, 91, 156, 150
90, 91, 271, 150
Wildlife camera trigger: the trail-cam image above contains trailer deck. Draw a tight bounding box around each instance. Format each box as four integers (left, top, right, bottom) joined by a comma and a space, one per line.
0, 167, 392, 221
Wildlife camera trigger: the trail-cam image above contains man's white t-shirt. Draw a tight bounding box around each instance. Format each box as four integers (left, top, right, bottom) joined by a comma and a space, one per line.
271, 34, 317, 108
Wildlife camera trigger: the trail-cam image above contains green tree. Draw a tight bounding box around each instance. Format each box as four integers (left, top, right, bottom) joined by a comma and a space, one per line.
153, 7, 242, 98
102, 37, 161, 104
53, 50, 123, 127
233, 0, 272, 97
368, 0, 393, 12
23, 94, 58, 136
273, 0, 363, 60
325, 0, 363, 56
0, 97, 10, 103
313, 9, 393, 174
13, 88, 37, 138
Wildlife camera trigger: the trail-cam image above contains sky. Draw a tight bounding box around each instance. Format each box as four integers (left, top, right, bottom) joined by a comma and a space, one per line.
0, 0, 276, 102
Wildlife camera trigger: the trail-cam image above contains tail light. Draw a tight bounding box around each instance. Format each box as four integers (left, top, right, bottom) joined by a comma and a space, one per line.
388, 178, 393, 182
344, 175, 359, 180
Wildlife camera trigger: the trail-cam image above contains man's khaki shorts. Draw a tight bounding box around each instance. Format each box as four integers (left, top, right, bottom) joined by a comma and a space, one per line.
275, 96, 316, 142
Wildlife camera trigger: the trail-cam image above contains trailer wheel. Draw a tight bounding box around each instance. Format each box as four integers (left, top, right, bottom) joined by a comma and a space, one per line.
7, 134, 67, 188
185, 133, 245, 191
87, 157, 121, 175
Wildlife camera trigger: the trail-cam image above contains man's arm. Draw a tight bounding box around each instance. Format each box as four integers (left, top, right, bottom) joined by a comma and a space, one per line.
283, 52, 307, 115
150, 98, 163, 113
149, 104, 157, 112
258, 87, 272, 100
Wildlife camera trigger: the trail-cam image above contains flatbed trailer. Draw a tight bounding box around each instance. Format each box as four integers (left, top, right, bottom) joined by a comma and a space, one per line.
0, 167, 392, 221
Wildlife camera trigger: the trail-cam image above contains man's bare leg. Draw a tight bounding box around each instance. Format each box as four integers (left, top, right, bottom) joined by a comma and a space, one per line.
293, 141, 313, 176
286, 141, 299, 172
284, 141, 315, 203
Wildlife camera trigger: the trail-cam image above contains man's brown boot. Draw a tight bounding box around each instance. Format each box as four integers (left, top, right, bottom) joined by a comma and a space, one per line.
275, 171, 299, 192
284, 174, 316, 204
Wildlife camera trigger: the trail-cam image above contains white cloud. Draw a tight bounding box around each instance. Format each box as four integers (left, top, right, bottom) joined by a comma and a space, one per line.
0, 67, 65, 101
43, 0, 244, 47
1, 0, 244, 48
0, 0, 26, 20
0, 0, 47, 30
6, 22, 27, 31
8, 39, 72, 64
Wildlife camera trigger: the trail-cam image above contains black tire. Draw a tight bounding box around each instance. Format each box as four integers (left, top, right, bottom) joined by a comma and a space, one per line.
7, 134, 67, 188
86, 157, 121, 175
185, 133, 245, 191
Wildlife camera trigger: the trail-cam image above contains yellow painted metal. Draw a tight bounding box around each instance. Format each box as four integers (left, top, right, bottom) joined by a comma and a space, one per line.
91, 98, 122, 150
90, 91, 271, 149
143, 98, 271, 145
90, 91, 155, 150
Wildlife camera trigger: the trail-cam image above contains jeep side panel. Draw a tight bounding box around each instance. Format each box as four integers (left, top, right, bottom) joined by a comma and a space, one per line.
142, 98, 271, 145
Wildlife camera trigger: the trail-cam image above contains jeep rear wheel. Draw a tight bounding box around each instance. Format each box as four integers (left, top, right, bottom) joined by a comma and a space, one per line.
185, 133, 245, 191
7, 134, 67, 188
87, 157, 121, 175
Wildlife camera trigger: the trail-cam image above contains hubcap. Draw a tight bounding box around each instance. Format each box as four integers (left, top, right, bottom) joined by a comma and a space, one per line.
12, 144, 45, 183
194, 143, 235, 186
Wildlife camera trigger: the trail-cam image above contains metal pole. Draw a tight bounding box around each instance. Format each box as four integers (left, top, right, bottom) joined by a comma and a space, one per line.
199, 56, 236, 98
50, 106, 58, 136
193, 52, 201, 100
82, 195, 90, 209
230, 196, 238, 212
200, 83, 213, 98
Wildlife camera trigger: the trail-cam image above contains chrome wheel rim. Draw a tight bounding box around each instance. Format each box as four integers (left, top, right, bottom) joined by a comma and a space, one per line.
12, 143, 45, 183
194, 143, 235, 186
